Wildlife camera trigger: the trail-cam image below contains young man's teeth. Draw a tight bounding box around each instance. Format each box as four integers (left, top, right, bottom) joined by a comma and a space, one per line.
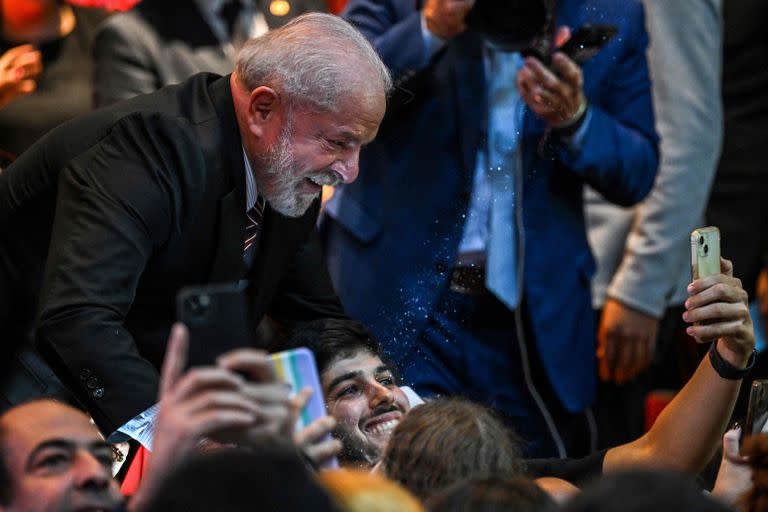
369, 419, 399, 435
308, 176, 324, 185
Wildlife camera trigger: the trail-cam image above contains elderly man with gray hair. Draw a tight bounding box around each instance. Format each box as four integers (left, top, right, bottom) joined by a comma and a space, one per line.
0, 13, 389, 452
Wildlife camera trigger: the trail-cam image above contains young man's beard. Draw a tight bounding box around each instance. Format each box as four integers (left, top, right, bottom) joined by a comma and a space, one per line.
333, 425, 384, 469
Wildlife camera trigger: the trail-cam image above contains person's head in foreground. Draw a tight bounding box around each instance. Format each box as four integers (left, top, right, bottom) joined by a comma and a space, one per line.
427, 475, 556, 512
231, 13, 391, 218
142, 441, 339, 512
560, 468, 731, 512
319, 469, 424, 512
380, 397, 526, 501
0, 399, 123, 512
285, 319, 410, 468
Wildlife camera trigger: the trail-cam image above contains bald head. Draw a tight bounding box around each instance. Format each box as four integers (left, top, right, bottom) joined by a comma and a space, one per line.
234, 12, 392, 114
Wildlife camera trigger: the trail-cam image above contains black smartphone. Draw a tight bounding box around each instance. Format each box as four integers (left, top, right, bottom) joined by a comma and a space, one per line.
524, 24, 618, 67
176, 283, 257, 368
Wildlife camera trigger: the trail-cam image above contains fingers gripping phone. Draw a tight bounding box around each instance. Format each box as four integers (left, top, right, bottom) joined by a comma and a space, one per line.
523, 24, 618, 67
270, 348, 338, 468
690, 227, 721, 280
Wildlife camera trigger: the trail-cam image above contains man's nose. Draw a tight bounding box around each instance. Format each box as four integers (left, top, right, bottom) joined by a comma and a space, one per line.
73, 452, 110, 491
332, 149, 360, 184
369, 381, 394, 408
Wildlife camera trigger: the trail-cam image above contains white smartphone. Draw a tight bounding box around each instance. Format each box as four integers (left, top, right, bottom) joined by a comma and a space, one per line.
690, 226, 721, 280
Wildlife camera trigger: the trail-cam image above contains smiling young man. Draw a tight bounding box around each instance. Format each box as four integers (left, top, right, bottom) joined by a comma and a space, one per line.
284, 319, 410, 468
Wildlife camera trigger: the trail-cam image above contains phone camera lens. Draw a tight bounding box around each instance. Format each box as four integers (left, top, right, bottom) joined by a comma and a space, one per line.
704, 244, 709, 254
699, 236, 705, 245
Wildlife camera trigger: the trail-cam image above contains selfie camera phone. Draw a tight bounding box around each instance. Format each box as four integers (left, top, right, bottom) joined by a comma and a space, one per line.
176, 283, 256, 368
690, 226, 721, 281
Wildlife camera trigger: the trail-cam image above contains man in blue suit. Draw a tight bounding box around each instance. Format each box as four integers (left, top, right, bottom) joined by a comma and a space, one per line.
322, 0, 658, 457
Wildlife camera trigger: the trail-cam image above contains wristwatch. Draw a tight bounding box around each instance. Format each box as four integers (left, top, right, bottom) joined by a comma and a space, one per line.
708, 342, 756, 380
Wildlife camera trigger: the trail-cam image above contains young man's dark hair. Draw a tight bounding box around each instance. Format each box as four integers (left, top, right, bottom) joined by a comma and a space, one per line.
142, 442, 340, 512
561, 469, 731, 512
283, 318, 385, 375
427, 475, 556, 512
381, 397, 526, 501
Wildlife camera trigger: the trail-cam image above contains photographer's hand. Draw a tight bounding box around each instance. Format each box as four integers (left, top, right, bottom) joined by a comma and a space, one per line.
517, 28, 587, 128
423, 0, 475, 39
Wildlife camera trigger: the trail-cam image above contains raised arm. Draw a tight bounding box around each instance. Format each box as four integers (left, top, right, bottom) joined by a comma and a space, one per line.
604, 258, 754, 474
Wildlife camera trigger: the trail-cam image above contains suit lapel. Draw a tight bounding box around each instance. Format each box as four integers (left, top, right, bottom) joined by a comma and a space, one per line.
208, 75, 248, 283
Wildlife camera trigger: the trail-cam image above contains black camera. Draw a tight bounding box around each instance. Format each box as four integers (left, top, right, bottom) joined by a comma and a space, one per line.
465, 0, 617, 66
465, 0, 554, 52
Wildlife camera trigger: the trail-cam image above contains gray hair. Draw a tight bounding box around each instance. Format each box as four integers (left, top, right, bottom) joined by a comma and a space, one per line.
235, 13, 392, 112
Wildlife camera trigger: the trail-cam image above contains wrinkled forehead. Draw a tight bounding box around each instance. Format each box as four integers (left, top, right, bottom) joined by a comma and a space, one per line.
1, 402, 101, 461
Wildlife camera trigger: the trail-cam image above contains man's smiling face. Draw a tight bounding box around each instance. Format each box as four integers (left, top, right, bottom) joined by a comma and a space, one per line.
322, 351, 410, 468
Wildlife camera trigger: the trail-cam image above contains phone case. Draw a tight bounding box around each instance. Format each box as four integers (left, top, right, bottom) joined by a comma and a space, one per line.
269, 348, 327, 431
176, 283, 256, 367
746, 379, 768, 437
690, 227, 721, 280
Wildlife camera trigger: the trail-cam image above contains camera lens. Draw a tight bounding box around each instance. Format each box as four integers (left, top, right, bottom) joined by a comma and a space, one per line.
699, 236, 705, 245
704, 244, 709, 254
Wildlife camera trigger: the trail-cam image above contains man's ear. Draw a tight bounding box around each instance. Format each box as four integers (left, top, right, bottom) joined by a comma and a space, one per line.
246, 86, 283, 139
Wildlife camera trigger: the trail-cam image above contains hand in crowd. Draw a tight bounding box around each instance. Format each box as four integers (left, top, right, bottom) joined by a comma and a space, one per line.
423, 0, 475, 40
711, 427, 752, 507
0, 44, 42, 110
517, 27, 587, 128
597, 298, 659, 384
683, 258, 754, 365
132, 324, 267, 510
291, 387, 343, 467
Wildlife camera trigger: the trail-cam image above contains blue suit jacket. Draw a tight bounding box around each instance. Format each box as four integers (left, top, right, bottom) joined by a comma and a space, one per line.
323, 0, 658, 412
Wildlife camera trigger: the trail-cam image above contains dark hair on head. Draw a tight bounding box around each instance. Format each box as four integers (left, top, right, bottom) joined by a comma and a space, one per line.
742, 433, 768, 512
282, 318, 386, 376
561, 468, 731, 512
381, 397, 526, 501
143, 441, 340, 512
427, 475, 556, 512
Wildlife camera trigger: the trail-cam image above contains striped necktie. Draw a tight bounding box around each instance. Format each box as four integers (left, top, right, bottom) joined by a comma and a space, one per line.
243, 196, 266, 254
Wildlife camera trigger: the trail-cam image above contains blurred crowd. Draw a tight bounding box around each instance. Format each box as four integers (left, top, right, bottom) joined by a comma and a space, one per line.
0, 0, 767, 510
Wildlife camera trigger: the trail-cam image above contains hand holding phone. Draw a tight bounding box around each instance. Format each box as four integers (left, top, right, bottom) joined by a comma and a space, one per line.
269, 348, 340, 468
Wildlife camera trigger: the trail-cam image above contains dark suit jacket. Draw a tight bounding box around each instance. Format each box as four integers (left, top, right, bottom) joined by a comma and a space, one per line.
323, 0, 658, 412
0, 73, 345, 433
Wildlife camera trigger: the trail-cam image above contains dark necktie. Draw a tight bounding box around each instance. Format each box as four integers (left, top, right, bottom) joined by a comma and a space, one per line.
219, 0, 243, 38
244, 196, 266, 254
